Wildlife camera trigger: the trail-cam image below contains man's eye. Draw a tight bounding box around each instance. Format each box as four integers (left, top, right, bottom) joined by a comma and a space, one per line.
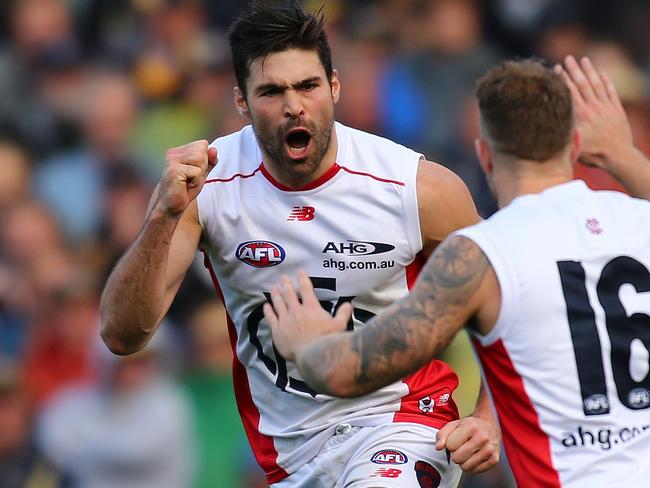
262, 89, 280, 96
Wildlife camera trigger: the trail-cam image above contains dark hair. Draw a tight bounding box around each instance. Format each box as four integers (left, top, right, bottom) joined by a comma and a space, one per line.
475, 59, 573, 161
228, 1, 332, 98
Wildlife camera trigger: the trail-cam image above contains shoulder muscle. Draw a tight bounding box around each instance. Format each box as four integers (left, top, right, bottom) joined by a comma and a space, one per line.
417, 160, 480, 256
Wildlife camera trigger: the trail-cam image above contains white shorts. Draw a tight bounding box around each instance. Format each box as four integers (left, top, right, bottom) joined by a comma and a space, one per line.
272, 422, 462, 488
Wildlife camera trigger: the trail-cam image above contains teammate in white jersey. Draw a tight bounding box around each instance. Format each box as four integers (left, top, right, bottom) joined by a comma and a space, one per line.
264, 56, 650, 487
99, 2, 500, 486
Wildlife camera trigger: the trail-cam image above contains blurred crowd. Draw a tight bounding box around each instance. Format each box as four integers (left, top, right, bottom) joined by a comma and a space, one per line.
0, 0, 649, 487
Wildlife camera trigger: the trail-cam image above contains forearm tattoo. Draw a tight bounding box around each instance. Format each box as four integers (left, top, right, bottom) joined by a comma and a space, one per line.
300, 236, 490, 397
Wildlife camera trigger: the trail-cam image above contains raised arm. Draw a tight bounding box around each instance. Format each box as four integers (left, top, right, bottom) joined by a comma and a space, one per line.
558, 55, 650, 199
100, 140, 217, 354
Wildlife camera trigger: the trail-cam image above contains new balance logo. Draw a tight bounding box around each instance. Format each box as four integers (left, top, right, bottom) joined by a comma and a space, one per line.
287, 206, 315, 221
370, 468, 402, 478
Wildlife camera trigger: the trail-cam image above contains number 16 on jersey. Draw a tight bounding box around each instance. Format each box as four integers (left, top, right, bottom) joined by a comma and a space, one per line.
558, 256, 650, 416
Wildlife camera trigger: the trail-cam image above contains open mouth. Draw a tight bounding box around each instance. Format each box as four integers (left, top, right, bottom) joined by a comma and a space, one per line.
285, 129, 312, 159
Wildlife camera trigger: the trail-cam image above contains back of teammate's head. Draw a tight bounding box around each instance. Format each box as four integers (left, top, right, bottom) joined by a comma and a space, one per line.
476, 59, 573, 162
229, 1, 333, 99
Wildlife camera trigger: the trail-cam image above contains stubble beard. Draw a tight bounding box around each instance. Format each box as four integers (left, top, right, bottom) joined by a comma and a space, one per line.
254, 115, 335, 179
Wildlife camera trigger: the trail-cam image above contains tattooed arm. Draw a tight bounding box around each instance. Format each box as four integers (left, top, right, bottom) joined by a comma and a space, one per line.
265, 235, 498, 398
265, 235, 501, 473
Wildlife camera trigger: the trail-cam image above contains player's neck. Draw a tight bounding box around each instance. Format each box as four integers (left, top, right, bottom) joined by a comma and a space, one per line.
494, 157, 574, 207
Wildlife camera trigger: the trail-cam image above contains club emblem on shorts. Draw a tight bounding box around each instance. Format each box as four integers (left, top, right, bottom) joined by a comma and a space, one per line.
414, 461, 441, 488
419, 396, 434, 414
371, 449, 408, 465
236, 241, 286, 268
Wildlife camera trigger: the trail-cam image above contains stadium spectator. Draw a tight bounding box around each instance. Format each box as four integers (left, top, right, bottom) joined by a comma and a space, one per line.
182, 300, 265, 488
38, 331, 193, 488
0, 136, 32, 212
0, 361, 71, 488
0, 0, 81, 155
22, 270, 99, 408
35, 71, 143, 243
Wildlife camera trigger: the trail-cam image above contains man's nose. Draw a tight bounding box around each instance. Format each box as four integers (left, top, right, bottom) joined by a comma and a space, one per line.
283, 90, 304, 118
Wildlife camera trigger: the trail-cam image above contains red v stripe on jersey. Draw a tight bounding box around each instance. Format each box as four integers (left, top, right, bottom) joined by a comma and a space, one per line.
472, 338, 561, 488
260, 162, 341, 191
202, 252, 288, 484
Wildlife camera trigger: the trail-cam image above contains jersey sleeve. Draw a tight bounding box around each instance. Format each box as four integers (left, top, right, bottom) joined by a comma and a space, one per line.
400, 153, 424, 257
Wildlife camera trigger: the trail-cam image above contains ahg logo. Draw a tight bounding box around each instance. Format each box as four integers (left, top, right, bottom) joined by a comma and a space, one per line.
236, 241, 286, 268
322, 240, 395, 256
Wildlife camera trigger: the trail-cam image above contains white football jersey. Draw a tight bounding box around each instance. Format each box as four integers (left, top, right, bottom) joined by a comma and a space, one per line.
457, 180, 650, 487
197, 122, 460, 483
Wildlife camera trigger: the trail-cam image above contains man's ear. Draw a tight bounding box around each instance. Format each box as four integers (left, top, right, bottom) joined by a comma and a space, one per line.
475, 137, 493, 176
234, 86, 250, 118
330, 69, 340, 104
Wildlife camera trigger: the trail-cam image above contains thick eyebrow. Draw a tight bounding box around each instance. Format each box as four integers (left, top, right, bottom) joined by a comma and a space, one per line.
254, 76, 323, 95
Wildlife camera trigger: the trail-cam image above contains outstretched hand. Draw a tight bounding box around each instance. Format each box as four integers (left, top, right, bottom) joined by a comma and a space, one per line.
435, 415, 500, 473
556, 55, 633, 170
264, 270, 353, 362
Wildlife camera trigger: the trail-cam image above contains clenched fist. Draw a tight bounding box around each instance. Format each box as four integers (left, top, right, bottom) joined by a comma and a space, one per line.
156, 140, 218, 216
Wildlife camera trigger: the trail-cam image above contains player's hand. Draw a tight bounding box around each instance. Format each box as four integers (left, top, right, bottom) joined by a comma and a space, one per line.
157, 139, 218, 216
556, 55, 633, 169
435, 415, 500, 473
264, 270, 353, 362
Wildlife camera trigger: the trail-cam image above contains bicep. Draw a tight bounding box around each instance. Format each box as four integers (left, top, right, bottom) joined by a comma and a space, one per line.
417, 160, 480, 257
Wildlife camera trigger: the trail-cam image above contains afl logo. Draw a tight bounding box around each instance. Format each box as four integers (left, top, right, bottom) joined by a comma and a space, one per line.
371, 449, 408, 465
584, 393, 609, 414
236, 241, 286, 268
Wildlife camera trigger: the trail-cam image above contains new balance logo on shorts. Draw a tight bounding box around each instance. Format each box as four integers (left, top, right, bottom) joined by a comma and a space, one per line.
370, 468, 402, 478
287, 206, 315, 221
